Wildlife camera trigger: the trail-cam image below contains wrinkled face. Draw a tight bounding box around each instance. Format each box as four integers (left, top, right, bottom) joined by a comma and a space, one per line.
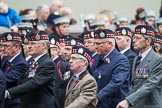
133, 34, 148, 51
1, 42, 17, 58
115, 36, 129, 51
57, 24, 69, 35
0, 2, 8, 13
64, 45, 72, 60
69, 54, 86, 73
84, 38, 96, 53
94, 38, 110, 56
28, 41, 44, 58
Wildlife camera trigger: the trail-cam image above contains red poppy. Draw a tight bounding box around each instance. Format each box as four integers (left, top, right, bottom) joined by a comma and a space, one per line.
106, 58, 110, 63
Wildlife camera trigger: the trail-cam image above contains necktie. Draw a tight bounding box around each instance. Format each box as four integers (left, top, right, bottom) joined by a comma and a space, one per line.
135, 55, 142, 68
69, 75, 77, 87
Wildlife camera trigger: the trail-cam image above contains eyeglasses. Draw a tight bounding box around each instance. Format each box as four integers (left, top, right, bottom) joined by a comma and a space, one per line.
94, 41, 108, 46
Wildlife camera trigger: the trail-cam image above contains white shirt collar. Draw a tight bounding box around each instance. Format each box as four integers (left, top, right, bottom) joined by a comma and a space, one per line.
104, 48, 114, 58
34, 53, 46, 63
26, 55, 32, 61
139, 47, 152, 62
92, 52, 97, 58
74, 69, 86, 79
52, 56, 59, 61
9, 52, 21, 62
120, 47, 130, 54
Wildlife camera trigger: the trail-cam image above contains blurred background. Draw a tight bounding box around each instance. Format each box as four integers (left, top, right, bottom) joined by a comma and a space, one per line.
3, 0, 161, 22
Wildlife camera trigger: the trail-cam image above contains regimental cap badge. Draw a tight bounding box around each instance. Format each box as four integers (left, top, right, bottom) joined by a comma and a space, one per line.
141, 27, 146, 34
78, 48, 84, 54
7, 34, 12, 41
122, 29, 127, 35
24, 38, 29, 44
50, 38, 55, 44
71, 39, 76, 45
100, 31, 105, 38
35, 34, 41, 40
91, 31, 94, 38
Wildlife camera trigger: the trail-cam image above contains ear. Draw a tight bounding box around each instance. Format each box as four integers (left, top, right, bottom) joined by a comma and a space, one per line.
146, 38, 152, 45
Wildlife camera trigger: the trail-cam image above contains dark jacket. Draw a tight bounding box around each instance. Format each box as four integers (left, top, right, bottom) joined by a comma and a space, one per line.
8, 54, 59, 108
0, 69, 5, 108
3, 53, 28, 106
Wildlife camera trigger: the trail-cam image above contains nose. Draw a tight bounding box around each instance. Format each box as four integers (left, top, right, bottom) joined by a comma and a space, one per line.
69, 58, 73, 63
84, 42, 88, 47
133, 38, 136, 43
94, 44, 98, 49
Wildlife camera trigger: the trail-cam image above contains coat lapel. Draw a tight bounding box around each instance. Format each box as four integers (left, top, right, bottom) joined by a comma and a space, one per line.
131, 49, 154, 82
66, 70, 88, 96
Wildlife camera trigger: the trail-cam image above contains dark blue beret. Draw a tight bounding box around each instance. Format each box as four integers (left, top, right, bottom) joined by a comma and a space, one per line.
0, 32, 22, 42
135, 25, 155, 37
115, 27, 132, 37
65, 38, 84, 46
72, 46, 92, 63
82, 31, 95, 39
155, 34, 162, 44
27, 30, 49, 41
94, 29, 114, 39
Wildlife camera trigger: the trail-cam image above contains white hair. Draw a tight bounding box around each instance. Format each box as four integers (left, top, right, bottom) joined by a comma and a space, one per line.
106, 38, 115, 47
36, 4, 49, 14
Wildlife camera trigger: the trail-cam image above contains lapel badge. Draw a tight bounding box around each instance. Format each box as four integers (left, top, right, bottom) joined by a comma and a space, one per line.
106, 58, 110, 63
64, 71, 70, 80
122, 29, 127, 35
98, 74, 101, 79
7, 34, 12, 41
141, 27, 146, 34
100, 31, 105, 38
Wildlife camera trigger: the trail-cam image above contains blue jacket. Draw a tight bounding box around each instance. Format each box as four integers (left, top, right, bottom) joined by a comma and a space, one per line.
0, 69, 5, 108
92, 48, 130, 108
90, 53, 101, 73
0, 8, 22, 28
3, 53, 28, 106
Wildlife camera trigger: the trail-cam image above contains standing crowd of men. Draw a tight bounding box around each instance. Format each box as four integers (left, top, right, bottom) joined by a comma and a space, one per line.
1, 0, 162, 108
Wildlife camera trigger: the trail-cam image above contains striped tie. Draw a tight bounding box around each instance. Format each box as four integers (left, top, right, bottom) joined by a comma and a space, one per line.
135, 55, 142, 68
